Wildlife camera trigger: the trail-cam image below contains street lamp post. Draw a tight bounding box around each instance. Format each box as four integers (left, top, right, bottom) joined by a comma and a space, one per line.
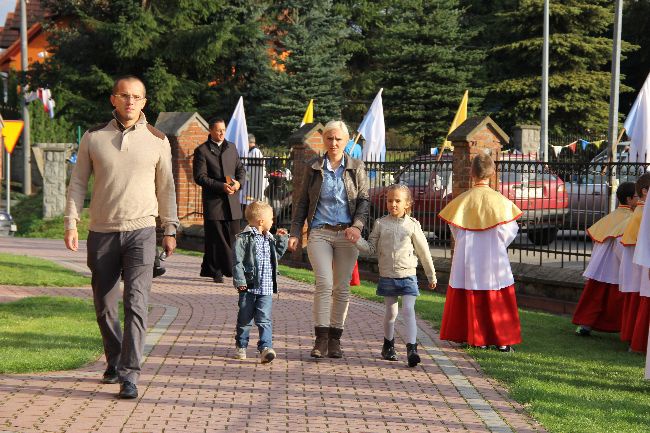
19, 0, 31, 195
540, 0, 549, 163
608, 0, 623, 212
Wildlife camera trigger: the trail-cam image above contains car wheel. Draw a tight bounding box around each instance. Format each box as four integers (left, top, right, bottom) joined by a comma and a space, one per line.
527, 227, 558, 246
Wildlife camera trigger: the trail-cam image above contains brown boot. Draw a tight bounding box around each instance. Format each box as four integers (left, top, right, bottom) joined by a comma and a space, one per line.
311, 326, 329, 358
327, 327, 344, 358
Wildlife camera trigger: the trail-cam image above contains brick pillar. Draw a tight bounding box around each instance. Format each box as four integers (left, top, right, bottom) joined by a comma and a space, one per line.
171, 120, 207, 227
38, 143, 68, 218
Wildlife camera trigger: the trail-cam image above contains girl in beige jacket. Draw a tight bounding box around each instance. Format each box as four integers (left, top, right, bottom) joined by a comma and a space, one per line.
354, 184, 436, 367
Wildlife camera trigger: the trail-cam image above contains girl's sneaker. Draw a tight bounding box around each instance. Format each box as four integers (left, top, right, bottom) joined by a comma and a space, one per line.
260, 347, 276, 364
235, 347, 247, 360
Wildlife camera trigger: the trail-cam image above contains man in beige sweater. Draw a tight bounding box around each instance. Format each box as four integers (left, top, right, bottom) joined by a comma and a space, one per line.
64, 76, 179, 399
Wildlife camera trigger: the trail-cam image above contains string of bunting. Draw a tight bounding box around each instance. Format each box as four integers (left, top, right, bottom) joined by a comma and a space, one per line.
551, 139, 605, 157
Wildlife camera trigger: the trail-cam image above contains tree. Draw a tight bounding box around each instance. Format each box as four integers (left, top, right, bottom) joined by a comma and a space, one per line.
484, 0, 636, 135
34, 0, 270, 129
341, 0, 482, 147
253, 1, 351, 145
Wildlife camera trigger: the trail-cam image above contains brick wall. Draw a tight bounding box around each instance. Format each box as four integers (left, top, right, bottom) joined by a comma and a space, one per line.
451, 127, 503, 198
171, 120, 207, 226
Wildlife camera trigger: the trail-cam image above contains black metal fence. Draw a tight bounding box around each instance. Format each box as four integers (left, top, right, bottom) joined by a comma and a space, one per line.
242, 154, 649, 269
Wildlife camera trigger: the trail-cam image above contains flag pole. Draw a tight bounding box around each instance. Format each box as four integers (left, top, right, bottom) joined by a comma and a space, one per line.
608, 0, 624, 211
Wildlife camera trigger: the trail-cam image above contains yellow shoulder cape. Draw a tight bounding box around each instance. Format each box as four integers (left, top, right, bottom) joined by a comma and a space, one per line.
587, 206, 633, 243
438, 185, 522, 231
621, 203, 644, 246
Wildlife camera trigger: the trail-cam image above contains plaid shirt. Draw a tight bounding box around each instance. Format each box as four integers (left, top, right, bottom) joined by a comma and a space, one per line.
248, 227, 274, 295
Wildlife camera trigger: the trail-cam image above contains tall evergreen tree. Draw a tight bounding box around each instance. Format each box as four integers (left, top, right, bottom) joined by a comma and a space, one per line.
349, 0, 482, 147
485, 0, 635, 135
254, 1, 351, 145
33, 0, 269, 128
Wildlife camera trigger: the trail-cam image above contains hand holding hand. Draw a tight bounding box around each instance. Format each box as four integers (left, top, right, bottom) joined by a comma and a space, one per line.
344, 227, 361, 243
287, 236, 299, 252
429, 282, 437, 290
276, 228, 288, 236
232, 180, 241, 191
237, 285, 248, 292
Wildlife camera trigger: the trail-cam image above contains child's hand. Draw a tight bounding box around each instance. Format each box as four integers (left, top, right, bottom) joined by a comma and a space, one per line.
276, 228, 288, 236
429, 282, 437, 290
237, 285, 248, 292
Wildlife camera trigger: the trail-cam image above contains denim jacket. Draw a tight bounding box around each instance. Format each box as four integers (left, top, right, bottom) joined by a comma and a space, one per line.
232, 226, 289, 293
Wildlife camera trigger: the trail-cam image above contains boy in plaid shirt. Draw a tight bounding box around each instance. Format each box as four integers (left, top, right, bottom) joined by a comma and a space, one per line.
232, 201, 289, 363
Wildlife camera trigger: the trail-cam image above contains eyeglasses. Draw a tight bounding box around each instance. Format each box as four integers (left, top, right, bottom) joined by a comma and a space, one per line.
113, 93, 145, 101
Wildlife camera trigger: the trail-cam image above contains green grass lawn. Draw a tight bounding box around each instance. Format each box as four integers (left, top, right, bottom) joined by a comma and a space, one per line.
278, 265, 650, 433
0, 296, 103, 373
0, 253, 90, 286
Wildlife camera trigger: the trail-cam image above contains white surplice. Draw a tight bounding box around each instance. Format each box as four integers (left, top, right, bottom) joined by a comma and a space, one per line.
619, 244, 643, 293
584, 238, 621, 284
449, 221, 519, 291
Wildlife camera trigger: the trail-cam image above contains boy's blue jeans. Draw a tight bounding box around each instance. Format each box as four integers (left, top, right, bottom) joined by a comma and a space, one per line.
235, 291, 273, 352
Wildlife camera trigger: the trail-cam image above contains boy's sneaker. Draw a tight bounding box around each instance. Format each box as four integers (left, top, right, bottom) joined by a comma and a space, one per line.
497, 345, 514, 353
234, 347, 247, 360
260, 347, 276, 364
575, 326, 591, 337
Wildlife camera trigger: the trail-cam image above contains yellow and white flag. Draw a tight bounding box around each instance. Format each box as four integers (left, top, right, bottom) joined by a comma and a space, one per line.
442, 90, 468, 150
300, 99, 314, 126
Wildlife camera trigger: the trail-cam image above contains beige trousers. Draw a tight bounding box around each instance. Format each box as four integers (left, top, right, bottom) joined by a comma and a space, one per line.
307, 228, 359, 329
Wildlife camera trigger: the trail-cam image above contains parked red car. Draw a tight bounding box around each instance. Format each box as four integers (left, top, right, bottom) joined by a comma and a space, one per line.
368, 155, 569, 245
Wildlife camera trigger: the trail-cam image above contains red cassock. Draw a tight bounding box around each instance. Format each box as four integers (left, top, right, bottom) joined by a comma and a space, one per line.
621, 292, 641, 342
438, 185, 523, 347
630, 297, 650, 353
572, 280, 624, 332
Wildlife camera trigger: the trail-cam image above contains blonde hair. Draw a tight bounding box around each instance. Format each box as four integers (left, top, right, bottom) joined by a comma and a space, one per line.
322, 120, 350, 142
470, 152, 496, 180
386, 183, 413, 215
245, 201, 273, 224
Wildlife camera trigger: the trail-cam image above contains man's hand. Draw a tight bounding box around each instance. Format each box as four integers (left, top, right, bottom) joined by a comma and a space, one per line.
64, 229, 79, 251
344, 226, 361, 243
287, 236, 299, 252
232, 180, 241, 191
162, 235, 177, 257
237, 285, 248, 292
224, 183, 236, 195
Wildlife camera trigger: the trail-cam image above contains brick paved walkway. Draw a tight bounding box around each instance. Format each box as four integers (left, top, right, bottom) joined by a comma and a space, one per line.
0, 238, 546, 433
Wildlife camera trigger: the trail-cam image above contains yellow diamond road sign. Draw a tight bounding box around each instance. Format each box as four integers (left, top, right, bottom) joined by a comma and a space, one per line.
2, 120, 24, 154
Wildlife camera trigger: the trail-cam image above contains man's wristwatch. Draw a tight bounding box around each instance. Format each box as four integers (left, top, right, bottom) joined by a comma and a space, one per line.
164, 234, 176, 238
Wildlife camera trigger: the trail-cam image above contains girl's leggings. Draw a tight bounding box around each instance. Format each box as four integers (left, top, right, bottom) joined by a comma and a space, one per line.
383, 295, 417, 344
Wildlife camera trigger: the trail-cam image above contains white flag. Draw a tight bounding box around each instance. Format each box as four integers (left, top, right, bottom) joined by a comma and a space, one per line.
625, 72, 650, 163
359, 88, 386, 162
225, 96, 249, 157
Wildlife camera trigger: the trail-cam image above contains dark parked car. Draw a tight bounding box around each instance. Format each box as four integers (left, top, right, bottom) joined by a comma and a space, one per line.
369, 155, 569, 245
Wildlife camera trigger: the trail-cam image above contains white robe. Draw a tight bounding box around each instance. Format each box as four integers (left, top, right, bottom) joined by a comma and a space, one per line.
449, 221, 519, 291
583, 238, 620, 284
619, 244, 643, 293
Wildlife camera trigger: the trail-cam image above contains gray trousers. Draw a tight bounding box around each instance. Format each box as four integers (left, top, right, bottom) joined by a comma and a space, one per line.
87, 227, 156, 384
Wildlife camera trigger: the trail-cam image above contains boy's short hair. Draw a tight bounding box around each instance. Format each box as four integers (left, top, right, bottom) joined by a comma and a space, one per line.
636, 173, 650, 197
245, 201, 273, 224
617, 181, 636, 205
470, 152, 496, 180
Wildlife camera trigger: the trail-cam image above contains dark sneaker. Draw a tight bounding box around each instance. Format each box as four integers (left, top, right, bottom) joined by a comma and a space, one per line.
575, 326, 591, 337
101, 366, 119, 384
497, 345, 515, 353
213, 275, 224, 284
153, 265, 166, 278
118, 381, 138, 399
